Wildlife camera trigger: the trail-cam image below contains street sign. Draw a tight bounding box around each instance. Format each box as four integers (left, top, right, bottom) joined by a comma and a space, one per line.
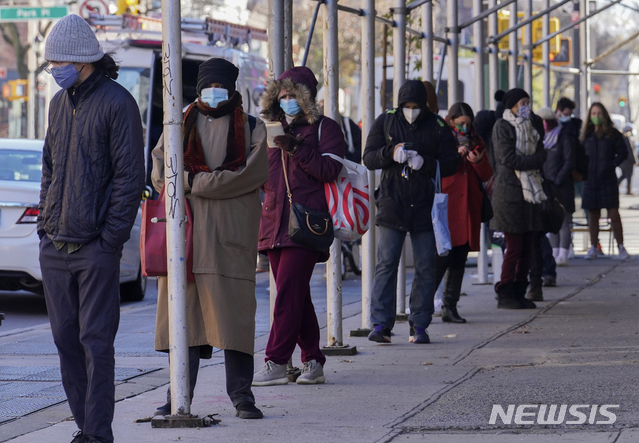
0, 6, 68, 22
79, 0, 108, 19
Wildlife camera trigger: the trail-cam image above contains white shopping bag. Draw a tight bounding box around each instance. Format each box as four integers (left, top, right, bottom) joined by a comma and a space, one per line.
431, 160, 451, 256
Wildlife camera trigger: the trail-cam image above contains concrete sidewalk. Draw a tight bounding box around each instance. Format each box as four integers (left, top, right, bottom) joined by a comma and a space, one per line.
4, 252, 639, 442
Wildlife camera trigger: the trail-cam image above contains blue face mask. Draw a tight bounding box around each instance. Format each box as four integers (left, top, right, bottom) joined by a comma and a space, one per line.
200, 87, 228, 108
280, 98, 301, 116
51, 63, 82, 90
517, 104, 531, 119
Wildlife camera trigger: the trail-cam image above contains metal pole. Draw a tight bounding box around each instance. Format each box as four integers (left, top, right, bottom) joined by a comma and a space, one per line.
161, 0, 189, 417
476, 223, 490, 284
423, 0, 434, 82
284, 0, 293, 70
447, 0, 460, 107
267, 0, 285, 318
488, 0, 499, 103
381, 24, 388, 112
573, 0, 581, 113
579, 0, 588, 120
393, 0, 406, 103
268, 0, 285, 79
27, 19, 36, 139
393, 0, 407, 311
302, 1, 322, 67
436, 43, 447, 96
361, 0, 376, 332
587, 30, 639, 65
543, 0, 551, 107
523, 0, 533, 93
324, 0, 343, 348
508, 1, 518, 89
585, 0, 591, 110
473, 0, 484, 110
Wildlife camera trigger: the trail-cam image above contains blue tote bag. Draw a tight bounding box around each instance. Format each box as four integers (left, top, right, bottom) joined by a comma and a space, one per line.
431, 161, 452, 256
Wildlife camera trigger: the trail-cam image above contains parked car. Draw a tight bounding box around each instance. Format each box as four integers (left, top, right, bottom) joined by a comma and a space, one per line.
0, 138, 146, 301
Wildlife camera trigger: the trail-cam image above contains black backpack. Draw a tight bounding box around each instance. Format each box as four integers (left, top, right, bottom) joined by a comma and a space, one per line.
573, 141, 589, 182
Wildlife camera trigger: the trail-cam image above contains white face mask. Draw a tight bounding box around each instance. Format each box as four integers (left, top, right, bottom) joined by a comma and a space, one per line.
403, 108, 421, 124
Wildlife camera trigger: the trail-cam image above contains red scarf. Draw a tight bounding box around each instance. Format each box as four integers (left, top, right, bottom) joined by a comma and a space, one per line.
183, 91, 247, 174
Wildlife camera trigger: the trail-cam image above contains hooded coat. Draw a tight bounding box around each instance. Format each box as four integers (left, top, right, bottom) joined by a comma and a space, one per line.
581, 127, 627, 210
258, 68, 345, 260
152, 103, 269, 355
363, 80, 459, 232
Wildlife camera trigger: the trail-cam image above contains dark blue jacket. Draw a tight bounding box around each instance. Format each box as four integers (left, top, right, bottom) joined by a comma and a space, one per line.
38, 71, 145, 249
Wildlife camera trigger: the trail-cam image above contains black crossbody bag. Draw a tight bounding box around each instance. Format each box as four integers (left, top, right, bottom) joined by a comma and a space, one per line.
281, 150, 334, 251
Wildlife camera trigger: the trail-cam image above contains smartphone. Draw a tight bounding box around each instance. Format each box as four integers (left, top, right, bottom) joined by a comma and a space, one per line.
403, 142, 413, 149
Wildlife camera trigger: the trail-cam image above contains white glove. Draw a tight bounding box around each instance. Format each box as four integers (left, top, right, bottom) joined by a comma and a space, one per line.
393, 145, 407, 163
406, 150, 424, 171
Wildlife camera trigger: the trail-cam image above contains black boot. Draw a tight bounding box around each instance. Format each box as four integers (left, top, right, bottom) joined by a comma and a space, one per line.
514, 281, 537, 308
442, 268, 467, 323
526, 284, 544, 301
495, 281, 524, 309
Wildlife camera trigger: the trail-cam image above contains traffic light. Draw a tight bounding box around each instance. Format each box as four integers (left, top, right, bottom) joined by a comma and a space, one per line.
116, 0, 138, 15
1, 80, 28, 101
619, 97, 627, 107
552, 37, 572, 66
594, 84, 600, 93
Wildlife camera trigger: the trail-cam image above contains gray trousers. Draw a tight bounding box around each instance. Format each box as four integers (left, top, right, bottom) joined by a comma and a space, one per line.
40, 236, 122, 443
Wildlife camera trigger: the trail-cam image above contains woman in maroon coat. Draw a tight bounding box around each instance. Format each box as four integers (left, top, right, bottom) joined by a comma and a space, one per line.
253, 67, 345, 386
436, 102, 493, 323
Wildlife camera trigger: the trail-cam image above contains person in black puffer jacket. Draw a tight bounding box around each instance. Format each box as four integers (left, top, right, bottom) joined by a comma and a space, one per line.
37, 15, 145, 443
363, 80, 459, 345
580, 102, 629, 260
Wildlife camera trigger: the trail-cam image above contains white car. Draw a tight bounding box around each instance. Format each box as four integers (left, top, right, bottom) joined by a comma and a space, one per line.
0, 138, 146, 301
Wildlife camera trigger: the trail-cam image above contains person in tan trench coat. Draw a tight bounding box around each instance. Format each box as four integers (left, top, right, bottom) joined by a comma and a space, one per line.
151, 58, 269, 419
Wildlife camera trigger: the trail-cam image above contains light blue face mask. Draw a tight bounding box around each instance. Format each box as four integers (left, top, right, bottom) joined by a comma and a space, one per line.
200, 87, 228, 108
280, 98, 301, 116
51, 63, 82, 90
517, 104, 531, 119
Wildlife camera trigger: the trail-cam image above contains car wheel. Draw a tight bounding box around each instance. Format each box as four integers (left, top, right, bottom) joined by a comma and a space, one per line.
120, 266, 147, 302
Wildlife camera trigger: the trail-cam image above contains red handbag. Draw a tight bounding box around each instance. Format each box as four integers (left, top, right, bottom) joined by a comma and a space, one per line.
140, 185, 195, 282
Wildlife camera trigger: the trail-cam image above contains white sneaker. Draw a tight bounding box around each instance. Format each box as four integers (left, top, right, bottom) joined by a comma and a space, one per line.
556, 248, 569, 266
585, 245, 598, 260
296, 360, 325, 384
618, 244, 630, 260
252, 361, 289, 386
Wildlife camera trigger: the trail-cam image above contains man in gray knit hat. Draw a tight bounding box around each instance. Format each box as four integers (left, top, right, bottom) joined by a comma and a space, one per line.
38, 14, 145, 443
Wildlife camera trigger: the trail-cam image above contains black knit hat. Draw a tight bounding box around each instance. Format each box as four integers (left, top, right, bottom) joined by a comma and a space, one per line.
502, 88, 530, 110
197, 58, 239, 95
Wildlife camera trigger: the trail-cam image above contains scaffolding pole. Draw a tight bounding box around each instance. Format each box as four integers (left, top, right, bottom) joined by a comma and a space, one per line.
284, 0, 294, 70
474, 0, 485, 110
447, 0, 460, 106
523, 0, 533, 93
151, 0, 209, 428
543, 0, 551, 107
508, 1, 518, 89
422, 0, 434, 82
488, 0, 499, 104
579, 0, 590, 121
358, 0, 376, 334
393, 0, 407, 316
268, 0, 285, 79
322, 0, 355, 355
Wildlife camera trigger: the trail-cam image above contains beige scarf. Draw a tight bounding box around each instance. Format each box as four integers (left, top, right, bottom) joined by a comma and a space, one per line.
502, 109, 547, 204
